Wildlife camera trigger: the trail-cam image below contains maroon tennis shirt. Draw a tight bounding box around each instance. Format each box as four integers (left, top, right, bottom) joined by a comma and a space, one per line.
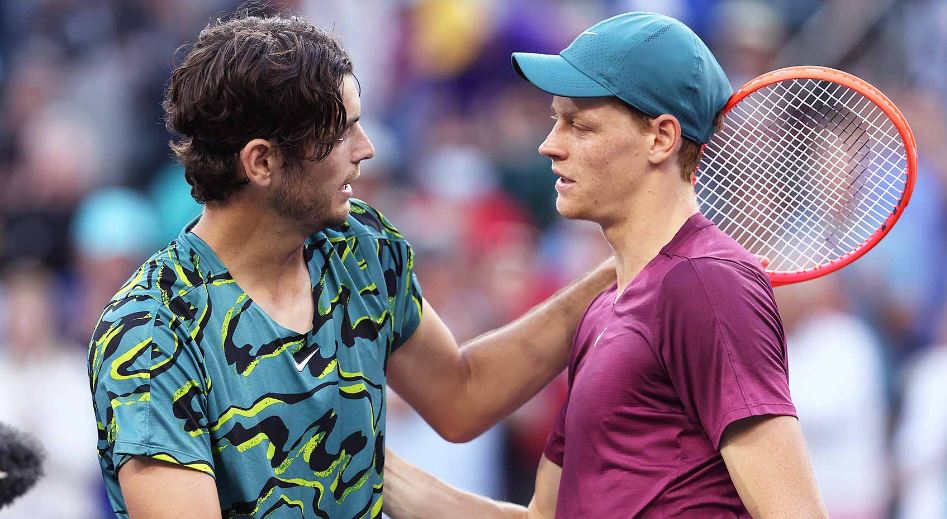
546, 212, 796, 518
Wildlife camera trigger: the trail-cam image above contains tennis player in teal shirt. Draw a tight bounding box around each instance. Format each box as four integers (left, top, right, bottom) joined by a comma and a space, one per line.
88, 13, 614, 519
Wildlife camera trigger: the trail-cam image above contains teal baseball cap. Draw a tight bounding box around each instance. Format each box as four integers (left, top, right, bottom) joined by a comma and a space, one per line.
512, 12, 732, 144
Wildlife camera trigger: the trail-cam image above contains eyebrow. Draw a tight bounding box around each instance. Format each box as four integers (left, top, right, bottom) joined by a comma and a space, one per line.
550, 103, 578, 117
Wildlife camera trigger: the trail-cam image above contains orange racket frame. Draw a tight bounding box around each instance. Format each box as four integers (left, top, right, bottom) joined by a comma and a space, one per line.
698, 66, 918, 287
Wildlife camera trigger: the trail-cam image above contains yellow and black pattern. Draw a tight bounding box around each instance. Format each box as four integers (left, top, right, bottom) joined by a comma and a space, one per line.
88, 199, 423, 518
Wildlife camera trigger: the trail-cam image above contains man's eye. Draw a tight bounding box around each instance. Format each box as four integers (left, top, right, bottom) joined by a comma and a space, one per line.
338, 126, 353, 142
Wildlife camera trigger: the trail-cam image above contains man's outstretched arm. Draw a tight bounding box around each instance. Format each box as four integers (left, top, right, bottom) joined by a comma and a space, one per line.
387, 259, 614, 442
383, 449, 560, 519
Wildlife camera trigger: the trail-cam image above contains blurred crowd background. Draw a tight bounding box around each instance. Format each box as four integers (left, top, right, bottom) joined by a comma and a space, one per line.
0, 0, 945, 517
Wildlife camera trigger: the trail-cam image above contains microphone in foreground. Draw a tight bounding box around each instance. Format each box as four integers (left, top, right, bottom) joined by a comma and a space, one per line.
0, 422, 45, 509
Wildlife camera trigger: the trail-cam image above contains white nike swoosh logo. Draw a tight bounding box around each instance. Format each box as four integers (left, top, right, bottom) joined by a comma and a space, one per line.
592, 326, 608, 349
581, 30, 597, 36
294, 349, 319, 371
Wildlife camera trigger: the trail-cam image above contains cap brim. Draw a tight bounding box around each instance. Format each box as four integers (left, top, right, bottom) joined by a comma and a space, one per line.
511, 52, 612, 98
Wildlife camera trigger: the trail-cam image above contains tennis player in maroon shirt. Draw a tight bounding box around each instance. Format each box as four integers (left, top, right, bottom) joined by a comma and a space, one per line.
384, 12, 827, 519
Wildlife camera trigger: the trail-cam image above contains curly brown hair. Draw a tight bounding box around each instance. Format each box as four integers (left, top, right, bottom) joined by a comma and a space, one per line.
163, 14, 353, 203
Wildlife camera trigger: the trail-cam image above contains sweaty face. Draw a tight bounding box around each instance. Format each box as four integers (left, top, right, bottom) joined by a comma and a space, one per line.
539, 96, 651, 225
270, 75, 375, 230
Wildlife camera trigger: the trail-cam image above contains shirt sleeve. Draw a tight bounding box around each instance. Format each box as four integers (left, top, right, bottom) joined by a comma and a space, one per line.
653, 258, 796, 449
346, 200, 424, 352
384, 238, 423, 352
89, 298, 215, 477
543, 397, 568, 466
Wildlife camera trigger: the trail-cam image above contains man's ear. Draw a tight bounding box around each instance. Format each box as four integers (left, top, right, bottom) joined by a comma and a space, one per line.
648, 114, 683, 167
238, 139, 280, 187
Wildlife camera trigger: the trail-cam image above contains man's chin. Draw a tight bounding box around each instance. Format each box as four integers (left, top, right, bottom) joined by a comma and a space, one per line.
555, 200, 587, 221
321, 199, 351, 229
338, 197, 353, 217
292, 204, 350, 233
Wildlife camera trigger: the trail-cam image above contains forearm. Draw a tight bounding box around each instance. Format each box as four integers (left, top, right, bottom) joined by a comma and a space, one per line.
454, 260, 613, 438
384, 450, 526, 519
388, 259, 614, 442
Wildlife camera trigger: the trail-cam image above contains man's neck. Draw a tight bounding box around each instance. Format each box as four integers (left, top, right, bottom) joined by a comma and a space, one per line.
602, 182, 699, 297
190, 197, 310, 294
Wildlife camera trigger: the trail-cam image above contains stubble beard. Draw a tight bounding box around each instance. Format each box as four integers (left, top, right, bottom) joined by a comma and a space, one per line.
271, 171, 349, 232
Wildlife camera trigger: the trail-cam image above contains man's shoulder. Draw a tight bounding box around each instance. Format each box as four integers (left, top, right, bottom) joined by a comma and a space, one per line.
665, 220, 767, 285
90, 247, 205, 381
671, 219, 758, 262
99, 240, 212, 329
660, 255, 770, 301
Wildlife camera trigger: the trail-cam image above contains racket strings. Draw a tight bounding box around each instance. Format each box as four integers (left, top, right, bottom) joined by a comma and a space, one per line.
720, 85, 890, 258
759, 84, 903, 246
697, 78, 908, 274
729, 82, 898, 226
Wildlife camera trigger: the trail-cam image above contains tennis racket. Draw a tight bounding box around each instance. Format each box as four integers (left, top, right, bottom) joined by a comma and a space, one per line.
695, 66, 917, 287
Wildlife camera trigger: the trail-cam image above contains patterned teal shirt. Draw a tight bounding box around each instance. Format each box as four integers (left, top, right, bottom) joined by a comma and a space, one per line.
88, 200, 423, 518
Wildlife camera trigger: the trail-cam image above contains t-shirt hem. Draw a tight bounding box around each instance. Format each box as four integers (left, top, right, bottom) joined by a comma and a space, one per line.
711, 403, 797, 449
112, 440, 216, 478
543, 443, 564, 467
390, 312, 422, 352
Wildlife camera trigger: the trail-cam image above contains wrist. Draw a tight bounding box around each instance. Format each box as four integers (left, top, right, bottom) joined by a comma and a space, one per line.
384, 451, 436, 519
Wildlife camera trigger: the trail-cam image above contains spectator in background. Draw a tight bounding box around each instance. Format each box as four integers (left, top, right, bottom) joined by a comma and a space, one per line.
776, 278, 890, 519
66, 187, 160, 345
845, 89, 947, 360
0, 263, 102, 518
710, 0, 785, 87
895, 306, 947, 519
1, 98, 103, 271
149, 164, 202, 245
